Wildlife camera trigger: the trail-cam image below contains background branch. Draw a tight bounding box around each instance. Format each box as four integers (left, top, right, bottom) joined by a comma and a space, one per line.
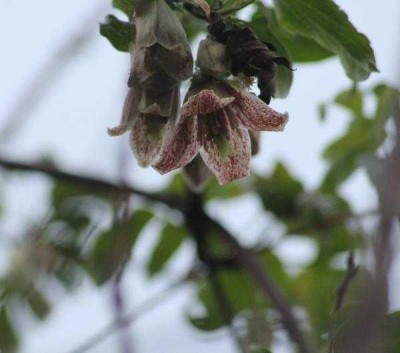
185, 192, 316, 353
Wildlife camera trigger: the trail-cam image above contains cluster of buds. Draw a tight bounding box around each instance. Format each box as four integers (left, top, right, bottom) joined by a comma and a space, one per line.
109, 0, 290, 188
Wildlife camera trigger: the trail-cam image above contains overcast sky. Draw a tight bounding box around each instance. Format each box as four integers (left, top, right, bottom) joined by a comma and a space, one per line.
0, 1, 400, 353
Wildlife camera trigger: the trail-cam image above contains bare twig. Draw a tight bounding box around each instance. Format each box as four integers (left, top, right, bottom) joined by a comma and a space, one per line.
0, 156, 179, 209
111, 269, 135, 353
67, 278, 186, 353
333, 252, 359, 312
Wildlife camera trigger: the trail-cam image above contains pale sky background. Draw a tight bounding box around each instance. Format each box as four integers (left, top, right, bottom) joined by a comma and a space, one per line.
0, 1, 400, 353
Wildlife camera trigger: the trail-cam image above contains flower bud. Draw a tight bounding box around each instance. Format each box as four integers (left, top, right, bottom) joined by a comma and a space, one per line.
131, 0, 193, 86
196, 38, 231, 76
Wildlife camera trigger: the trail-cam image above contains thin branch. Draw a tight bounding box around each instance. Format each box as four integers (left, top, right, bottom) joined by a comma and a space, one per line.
111, 269, 135, 353
186, 192, 246, 353
67, 278, 186, 353
333, 252, 359, 312
0, 156, 179, 209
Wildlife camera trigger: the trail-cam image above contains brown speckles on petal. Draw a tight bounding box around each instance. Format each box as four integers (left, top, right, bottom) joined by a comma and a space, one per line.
154, 115, 200, 174
181, 90, 235, 117
235, 91, 289, 131
108, 86, 142, 137
200, 124, 251, 185
130, 114, 169, 167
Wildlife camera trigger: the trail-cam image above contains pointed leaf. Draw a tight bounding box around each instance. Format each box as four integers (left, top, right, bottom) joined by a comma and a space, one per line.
90, 209, 153, 285
147, 224, 187, 277
113, 0, 134, 18
100, 15, 134, 52
273, 0, 378, 81
0, 307, 18, 353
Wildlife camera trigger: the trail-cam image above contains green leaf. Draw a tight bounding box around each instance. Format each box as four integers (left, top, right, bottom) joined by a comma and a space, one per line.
90, 209, 153, 285
251, 15, 293, 98
189, 269, 266, 331
273, 0, 378, 81
25, 288, 51, 320
213, 0, 256, 15
255, 162, 304, 219
372, 84, 399, 124
334, 87, 364, 118
253, 6, 333, 63
100, 15, 134, 52
0, 307, 18, 353
293, 265, 344, 344
147, 223, 187, 277
113, 0, 134, 18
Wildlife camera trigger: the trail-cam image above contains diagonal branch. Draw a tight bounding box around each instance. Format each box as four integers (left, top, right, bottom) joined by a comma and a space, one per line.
67, 278, 185, 353
185, 192, 246, 353
0, 156, 180, 209
186, 192, 316, 353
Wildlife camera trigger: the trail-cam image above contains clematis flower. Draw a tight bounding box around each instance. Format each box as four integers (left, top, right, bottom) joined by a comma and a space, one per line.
108, 84, 179, 167
154, 79, 288, 184
131, 0, 193, 88
109, 0, 193, 167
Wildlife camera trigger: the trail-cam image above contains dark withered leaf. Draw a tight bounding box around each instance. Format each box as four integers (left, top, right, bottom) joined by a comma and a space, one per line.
208, 13, 292, 103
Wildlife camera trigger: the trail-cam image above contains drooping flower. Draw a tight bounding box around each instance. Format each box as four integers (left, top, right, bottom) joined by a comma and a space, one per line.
154, 79, 288, 184
108, 83, 179, 167
108, 0, 193, 167
131, 0, 193, 88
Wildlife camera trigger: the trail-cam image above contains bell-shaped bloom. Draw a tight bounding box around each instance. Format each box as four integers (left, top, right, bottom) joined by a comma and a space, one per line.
108, 83, 179, 168
109, 0, 193, 168
154, 80, 288, 184
131, 0, 193, 88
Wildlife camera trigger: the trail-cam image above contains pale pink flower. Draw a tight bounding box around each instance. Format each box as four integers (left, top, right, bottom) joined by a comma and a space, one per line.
154, 82, 288, 184
108, 84, 179, 167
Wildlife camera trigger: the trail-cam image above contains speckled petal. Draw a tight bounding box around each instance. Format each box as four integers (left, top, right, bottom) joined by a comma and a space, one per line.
200, 124, 251, 185
235, 91, 288, 131
154, 115, 200, 174
130, 114, 169, 167
108, 87, 142, 136
182, 90, 235, 117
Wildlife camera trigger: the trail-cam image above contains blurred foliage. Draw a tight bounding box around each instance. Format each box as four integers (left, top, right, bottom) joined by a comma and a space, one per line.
320, 84, 399, 192
1, 0, 399, 353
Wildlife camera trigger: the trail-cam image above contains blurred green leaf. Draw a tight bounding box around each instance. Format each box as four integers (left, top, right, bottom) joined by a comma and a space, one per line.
293, 265, 344, 345
386, 311, 400, 352
147, 223, 187, 277
189, 269, 266, 331
100, 15, 134, 52
253, 6, 333, 63
166, 173, 244, 202
25, 288, 51, 320
321, 84, 398, 192
249, 349, 273, 353
334, 87, 364, 118
273, 0, 378, 81
255, 162, 304, 219
213, 0, 256, 15
0, 307, 18, 353
251, 15, 293, 98
113, 0, 134, 18
90, 209, 153, 285
258, 248, 291, 291
178, 11, 207, 42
